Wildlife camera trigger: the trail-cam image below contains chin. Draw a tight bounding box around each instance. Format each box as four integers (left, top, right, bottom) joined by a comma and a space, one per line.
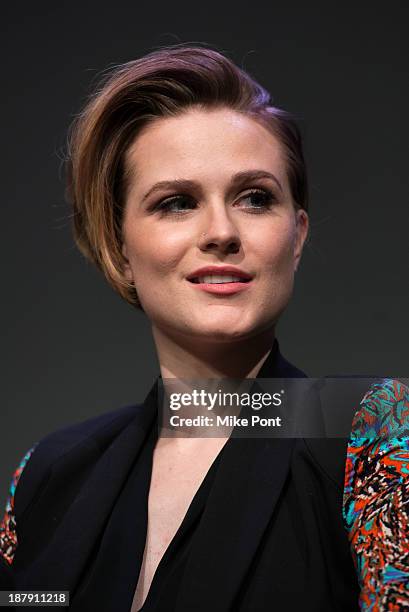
187, 322, 259, 343
185, 307, 271, 339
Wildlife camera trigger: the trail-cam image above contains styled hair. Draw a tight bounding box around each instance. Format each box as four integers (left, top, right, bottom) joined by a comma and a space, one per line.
65, 43, 309, 309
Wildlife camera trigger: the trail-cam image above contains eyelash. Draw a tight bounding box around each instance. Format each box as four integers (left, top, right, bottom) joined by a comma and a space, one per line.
153, 188, 278, 215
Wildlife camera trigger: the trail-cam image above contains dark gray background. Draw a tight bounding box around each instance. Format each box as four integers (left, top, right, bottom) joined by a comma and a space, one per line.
1, 1, 408, 506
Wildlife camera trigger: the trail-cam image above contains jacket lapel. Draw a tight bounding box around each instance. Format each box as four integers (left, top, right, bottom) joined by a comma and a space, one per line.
175, 340, 304, 611
175, 436, 295, 611
15, 382, 159, 593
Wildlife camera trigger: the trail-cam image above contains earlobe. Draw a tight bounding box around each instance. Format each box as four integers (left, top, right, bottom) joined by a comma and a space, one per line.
121, 243, 134, 283
293, 209, 309, 271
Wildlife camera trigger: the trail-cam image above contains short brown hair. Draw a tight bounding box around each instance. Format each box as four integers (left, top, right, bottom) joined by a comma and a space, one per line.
65, 43, 309, 309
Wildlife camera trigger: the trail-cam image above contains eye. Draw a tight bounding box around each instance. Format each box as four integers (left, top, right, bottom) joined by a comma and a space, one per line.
238, 188, 277, 212
153, 195, 196, 214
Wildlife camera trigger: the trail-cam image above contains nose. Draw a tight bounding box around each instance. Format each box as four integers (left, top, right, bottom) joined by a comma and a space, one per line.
197, 203, 241, 255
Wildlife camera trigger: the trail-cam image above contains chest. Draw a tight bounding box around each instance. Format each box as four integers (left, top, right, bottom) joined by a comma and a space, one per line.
131, 438, 227, 611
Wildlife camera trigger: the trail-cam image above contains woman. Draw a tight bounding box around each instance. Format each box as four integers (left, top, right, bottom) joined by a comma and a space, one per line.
1, 43, 408, 611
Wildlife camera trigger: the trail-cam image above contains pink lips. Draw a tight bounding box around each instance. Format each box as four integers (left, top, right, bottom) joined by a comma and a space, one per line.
186, 265, 253, 296
190, 281, 252, 295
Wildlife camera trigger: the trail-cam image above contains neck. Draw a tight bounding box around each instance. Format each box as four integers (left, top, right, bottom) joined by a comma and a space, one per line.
152, 324, 277, 380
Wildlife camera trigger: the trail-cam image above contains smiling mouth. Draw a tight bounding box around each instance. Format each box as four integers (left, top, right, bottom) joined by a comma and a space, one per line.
188, 275, 251, 284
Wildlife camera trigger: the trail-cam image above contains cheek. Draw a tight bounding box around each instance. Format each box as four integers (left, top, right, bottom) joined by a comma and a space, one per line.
253, 222, 296, 272
124, 223, 188, 280
251, 222, 297, 322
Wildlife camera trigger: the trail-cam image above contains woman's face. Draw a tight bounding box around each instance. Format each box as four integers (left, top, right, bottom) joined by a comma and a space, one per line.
122, 107, 308, 344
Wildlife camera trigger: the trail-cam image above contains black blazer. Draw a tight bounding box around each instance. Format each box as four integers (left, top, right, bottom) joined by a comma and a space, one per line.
0, 342, 362, 611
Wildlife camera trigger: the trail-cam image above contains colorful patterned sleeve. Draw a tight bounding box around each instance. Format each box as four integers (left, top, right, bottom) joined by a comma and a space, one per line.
0, 447, 36, 566
343, 378, 409, 610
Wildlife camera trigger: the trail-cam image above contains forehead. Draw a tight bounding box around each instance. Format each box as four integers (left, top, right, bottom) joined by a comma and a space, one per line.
125, 107, 287, 190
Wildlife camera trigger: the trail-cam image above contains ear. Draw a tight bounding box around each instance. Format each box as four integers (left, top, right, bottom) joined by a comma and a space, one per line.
293, 209, 309, 272
121, 242, 134, 283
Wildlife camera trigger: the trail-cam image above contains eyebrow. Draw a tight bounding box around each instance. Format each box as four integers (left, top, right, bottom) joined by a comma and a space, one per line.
141, 170, 283, 202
